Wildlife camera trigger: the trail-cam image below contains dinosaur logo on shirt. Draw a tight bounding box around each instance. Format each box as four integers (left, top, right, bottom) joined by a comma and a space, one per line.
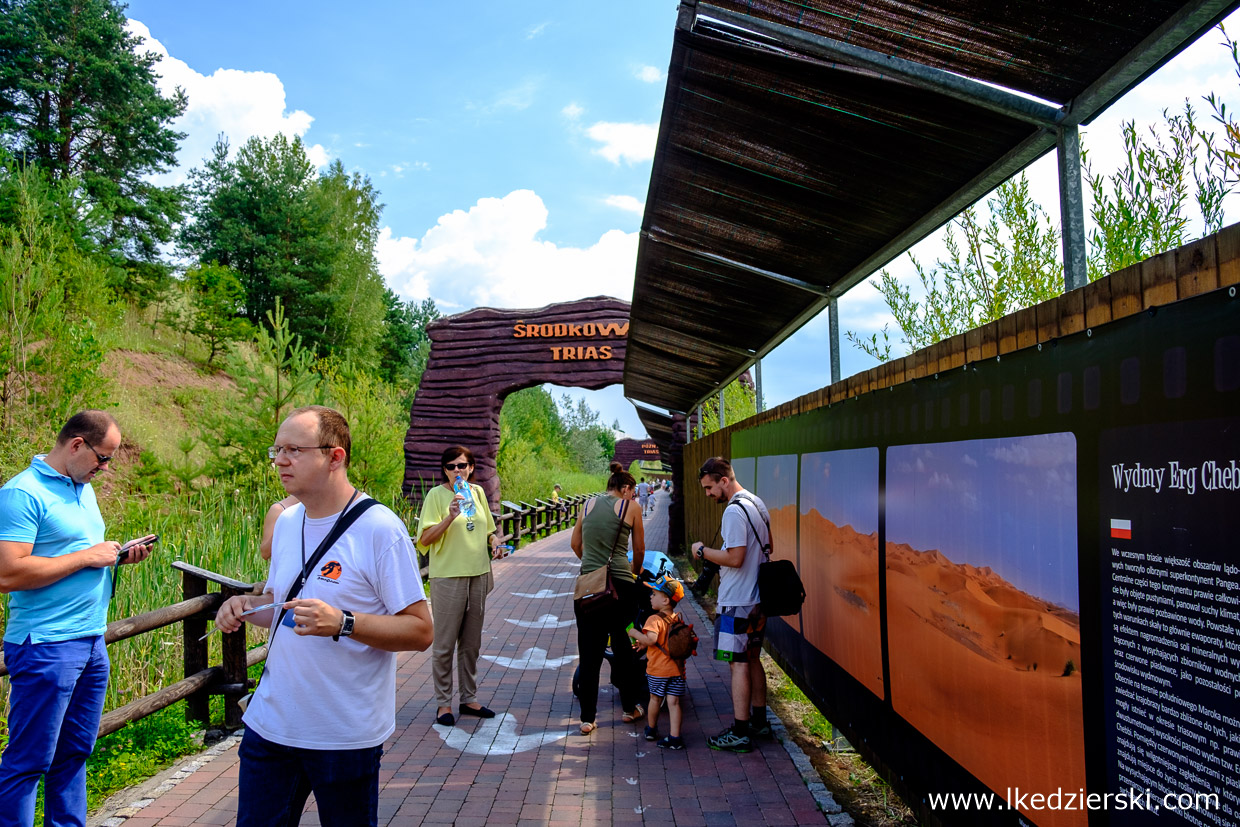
318, 560, 343, 582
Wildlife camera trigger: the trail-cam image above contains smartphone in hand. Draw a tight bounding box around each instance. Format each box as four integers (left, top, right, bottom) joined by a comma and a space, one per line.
117, 534, 159, 563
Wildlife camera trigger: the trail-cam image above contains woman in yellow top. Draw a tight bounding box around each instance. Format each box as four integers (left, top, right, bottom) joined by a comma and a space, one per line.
417, 446, 504, 727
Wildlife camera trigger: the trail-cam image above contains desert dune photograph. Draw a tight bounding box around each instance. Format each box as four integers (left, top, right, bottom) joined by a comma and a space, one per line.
886, 434, 1084, 827
799, 449, 884, 697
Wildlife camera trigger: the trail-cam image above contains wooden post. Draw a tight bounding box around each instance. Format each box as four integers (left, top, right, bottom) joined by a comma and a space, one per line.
220, 585, 249, 730
182, 569, 210, 726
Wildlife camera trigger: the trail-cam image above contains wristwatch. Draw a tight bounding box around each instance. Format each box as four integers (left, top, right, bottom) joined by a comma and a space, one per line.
695, 544, 705, 559
334, 610, 355, 641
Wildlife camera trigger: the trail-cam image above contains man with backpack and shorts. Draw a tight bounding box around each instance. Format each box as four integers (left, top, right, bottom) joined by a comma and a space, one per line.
691, 457, 770, 753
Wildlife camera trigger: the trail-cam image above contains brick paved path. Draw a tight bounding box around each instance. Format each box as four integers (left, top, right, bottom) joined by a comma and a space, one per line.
104, 490, 826, 826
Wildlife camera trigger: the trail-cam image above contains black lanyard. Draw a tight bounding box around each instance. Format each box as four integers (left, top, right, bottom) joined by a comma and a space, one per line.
300, 488, 359, 590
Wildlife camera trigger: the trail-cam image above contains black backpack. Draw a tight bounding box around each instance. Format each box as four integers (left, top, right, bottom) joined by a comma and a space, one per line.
731, 493, 806, 618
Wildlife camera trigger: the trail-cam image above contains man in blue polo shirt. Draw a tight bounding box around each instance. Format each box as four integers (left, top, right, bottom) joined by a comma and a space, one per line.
0, 410, 154, 827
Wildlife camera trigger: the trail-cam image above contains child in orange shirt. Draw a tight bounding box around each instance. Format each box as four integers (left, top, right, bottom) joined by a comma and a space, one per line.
628, 574, 687, 749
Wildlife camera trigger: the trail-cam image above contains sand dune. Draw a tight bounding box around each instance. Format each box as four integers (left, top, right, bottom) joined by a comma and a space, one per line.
886, 541, 1085, 827
797, 508, 884, 697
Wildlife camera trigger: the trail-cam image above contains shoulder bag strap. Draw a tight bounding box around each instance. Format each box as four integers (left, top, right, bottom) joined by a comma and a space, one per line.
729, 495, 772, 562
274, 498, 381, 630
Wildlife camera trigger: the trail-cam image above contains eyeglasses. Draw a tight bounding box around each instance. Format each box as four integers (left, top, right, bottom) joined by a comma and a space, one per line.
444, 462, 471, 470
267, 445, 333, 460
82, 440, 112, 465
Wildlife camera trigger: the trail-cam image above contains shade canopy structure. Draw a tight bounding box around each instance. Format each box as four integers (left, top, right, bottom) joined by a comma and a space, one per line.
623, 0, 1239, 415
635, 405, 677, 462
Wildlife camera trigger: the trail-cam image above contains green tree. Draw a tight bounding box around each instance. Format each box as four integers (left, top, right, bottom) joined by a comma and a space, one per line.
698, 378, 756, 437
182, 135, 340, 353
0, 163, 110, 434
378, 291, 439, 391
201, 299, 319, 478
314, 161, 387, 369
0, 0, 187, 301
847, 175, 1062, 362
184, 262, 250, 367
318, 361, 405, 496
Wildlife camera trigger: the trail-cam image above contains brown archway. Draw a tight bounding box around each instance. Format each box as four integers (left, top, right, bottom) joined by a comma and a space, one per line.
402, 297, 631, 511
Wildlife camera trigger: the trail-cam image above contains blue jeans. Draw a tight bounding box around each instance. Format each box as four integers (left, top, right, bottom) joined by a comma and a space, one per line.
0, 635, 109, 827
237, 729, 381, 827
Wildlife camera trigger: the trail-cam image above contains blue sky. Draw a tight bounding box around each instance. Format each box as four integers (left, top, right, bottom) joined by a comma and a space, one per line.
123, 2, 1240, 437
886, 435, 1079, 611
801, 449, 879, 537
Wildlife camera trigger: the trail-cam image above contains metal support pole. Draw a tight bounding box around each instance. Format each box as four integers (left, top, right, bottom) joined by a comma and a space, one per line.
1057, 125, 1088, 292
828, 297, 842, 385
754, 359, 764, 413
696, 404, 702, 439
718, 388, 726, 428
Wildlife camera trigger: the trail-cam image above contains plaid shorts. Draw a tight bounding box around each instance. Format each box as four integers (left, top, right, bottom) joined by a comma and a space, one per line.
714, 603, 765, 662
647, 674, 687, 697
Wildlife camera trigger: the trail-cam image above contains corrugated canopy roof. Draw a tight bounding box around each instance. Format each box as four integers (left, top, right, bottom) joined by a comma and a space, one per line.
624, 0, 1237, 414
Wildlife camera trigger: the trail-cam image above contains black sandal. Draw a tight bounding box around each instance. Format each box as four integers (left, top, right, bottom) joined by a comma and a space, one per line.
458, 704, 496, 719
435, 711, 455, 726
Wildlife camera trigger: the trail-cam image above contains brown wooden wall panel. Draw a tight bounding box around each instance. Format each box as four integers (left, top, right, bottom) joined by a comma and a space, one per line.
1109, 263, 1143, 320
1035, 296, 1060, 342
1059, 289, 1086, 336
997, 311, 1019, 354
1175, 236, 1218, 299
1141, 249, 1178, 308
1015, 307, 1038, 350
1219, 223, 1240, 287
943, 334, 967, 371
1084, 278, 1113, 328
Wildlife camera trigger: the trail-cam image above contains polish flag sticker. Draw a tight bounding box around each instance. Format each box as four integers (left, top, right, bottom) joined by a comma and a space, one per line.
1110, 519, 1132, 540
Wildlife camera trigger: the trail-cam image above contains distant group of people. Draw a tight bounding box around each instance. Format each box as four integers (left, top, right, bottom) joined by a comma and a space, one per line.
0, 405, 771, 827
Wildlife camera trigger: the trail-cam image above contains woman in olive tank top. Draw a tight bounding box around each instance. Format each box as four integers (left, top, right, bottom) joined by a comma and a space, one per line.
569, 462, 647, 733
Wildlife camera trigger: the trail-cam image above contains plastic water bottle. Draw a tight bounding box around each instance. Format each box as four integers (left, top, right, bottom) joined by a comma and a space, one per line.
454, 475, 477, 530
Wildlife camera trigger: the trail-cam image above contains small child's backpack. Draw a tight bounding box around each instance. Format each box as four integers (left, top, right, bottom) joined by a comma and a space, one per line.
657, 613, 698, 663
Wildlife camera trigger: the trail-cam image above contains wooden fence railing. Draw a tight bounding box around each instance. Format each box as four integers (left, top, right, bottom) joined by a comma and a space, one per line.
494, 494, 591, 545
0, 561, 265, 737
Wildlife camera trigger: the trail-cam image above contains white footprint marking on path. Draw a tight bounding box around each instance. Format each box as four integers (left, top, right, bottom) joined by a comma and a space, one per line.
481, 647, 578, 670
511, 589, 573, 599
433, 713, 569, 755
540, 572, 577, 579
505, 615, 574, 629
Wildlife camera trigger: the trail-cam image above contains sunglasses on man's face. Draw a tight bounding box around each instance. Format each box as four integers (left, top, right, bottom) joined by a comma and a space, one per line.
444, 462, 471, 470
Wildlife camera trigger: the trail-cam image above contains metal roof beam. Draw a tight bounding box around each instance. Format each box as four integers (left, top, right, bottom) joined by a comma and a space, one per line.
642, 230, 833, 299
679, 127, 1059, 416
693, 3, 1064, 129
1067, 0, 1238, 125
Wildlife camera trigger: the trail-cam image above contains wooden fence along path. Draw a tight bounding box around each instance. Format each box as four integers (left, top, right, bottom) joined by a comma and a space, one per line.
84, 489, 836, 827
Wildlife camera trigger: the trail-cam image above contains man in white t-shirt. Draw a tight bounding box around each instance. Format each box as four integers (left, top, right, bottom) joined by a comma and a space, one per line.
636, 478, 650, 514
215, 406, 433, 827
690, 456, 770, 754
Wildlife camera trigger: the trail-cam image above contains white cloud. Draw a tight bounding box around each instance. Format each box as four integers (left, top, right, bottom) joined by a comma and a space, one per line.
586, 121, 657, 165
471, 79, 540, 114
562, 102, 585, 120
635, 65, 664, 83
126, 19, 330, 182
527, 21, 550, 39
377, 190, 638, 310
604, 195, 645, 214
